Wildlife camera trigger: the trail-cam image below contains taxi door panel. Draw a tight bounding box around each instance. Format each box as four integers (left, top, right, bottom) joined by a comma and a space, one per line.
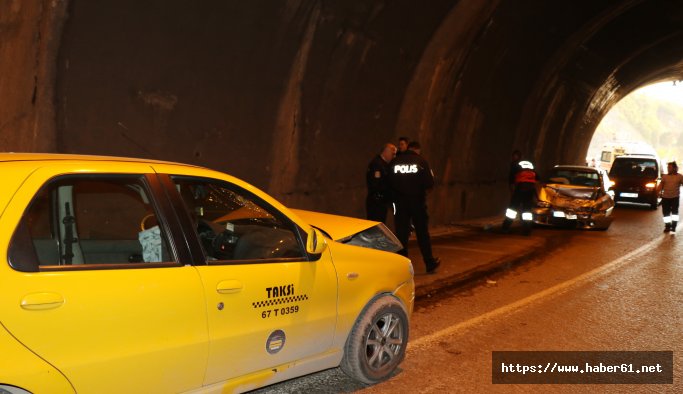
0, 164, 209, 393
197, 251, 337, 384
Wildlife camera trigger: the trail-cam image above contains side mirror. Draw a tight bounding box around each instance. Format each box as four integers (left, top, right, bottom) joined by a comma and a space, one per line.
306, 228, 327, 255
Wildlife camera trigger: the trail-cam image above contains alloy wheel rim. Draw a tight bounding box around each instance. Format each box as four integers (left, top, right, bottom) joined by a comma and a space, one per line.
365, 312, 404, 370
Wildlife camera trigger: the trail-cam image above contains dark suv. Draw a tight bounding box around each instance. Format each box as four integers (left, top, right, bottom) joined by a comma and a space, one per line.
608, 154, 662, 209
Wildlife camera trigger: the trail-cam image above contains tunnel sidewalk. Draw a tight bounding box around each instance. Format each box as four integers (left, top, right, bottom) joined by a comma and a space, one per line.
405, 216, 547, 299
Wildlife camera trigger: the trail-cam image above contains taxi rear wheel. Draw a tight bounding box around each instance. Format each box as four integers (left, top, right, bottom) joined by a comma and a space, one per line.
340, 296, 409, 384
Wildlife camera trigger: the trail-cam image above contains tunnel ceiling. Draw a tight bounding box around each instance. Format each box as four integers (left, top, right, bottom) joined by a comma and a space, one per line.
2, 0, 683, 223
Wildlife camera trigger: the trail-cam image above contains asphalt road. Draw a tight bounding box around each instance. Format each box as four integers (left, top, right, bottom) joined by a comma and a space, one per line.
252, 203, 681, 393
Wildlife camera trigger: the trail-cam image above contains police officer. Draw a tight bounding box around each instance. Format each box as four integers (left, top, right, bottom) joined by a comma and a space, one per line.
502, 160, 538, 235
389, 141, 440, 274
397, 136, 410, 156
366, 143, 397, 223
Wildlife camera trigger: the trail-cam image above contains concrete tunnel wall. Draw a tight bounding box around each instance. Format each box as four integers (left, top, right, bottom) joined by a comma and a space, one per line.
2, 0, 683, 225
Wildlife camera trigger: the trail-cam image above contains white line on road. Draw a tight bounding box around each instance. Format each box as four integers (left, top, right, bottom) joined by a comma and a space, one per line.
433, 245, 509, 255
408, 235, 666, 350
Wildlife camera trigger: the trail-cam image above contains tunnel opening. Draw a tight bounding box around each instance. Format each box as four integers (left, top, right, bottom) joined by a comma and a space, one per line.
587, 81, 683, 173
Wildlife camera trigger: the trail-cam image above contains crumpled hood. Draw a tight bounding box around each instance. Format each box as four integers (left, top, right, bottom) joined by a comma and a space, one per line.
290, 209, 378, 241
538, 184, 599, 208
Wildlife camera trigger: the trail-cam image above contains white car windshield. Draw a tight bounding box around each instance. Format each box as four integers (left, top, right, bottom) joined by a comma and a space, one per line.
546, 169, 600, 187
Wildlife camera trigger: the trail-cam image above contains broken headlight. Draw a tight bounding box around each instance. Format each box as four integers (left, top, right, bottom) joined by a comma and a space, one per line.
339, 223, 403, 253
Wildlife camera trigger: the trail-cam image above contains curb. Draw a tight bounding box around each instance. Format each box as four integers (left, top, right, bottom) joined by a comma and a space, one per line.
414, 231, 550, 301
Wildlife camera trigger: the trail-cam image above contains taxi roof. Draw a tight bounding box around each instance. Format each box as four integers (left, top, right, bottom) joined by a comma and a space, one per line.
0, 152, 314, 232
0, 152, 197, 167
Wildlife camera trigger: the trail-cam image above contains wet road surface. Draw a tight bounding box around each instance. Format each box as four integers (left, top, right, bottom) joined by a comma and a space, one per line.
253, 203, 681, 393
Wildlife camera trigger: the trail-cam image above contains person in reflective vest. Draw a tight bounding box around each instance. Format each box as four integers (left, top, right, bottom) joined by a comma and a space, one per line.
502, 160, 538, 235
660, 161, 683, 233
508, 150, 522, 193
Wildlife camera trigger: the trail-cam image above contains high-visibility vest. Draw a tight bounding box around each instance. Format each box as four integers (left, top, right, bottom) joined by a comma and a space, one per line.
515, 169, 536, 184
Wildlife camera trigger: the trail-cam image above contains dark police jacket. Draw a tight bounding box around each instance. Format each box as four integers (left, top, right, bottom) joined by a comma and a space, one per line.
388, 150, 434, 201
366, 154, 392, 203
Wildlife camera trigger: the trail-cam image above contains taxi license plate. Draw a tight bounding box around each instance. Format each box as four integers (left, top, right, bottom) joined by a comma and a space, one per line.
620, 192, 638, 198
566, 214, 577, 220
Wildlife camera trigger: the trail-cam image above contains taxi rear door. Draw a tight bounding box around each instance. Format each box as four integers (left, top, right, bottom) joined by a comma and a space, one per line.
0, 162, 209, 393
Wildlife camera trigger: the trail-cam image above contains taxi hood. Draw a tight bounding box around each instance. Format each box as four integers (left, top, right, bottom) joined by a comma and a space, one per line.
290, 209, 403, 253
290, 209, 378, 240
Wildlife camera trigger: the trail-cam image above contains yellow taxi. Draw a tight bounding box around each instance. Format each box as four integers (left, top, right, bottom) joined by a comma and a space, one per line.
0, 153, 414, 393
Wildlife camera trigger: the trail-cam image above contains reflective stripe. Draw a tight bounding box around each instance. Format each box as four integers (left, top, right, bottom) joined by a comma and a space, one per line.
522, 212, 533, 221
673, 215, 680, 221
663, 216, 672, 223
392, 203, 397, 215
506, 209, 518, 219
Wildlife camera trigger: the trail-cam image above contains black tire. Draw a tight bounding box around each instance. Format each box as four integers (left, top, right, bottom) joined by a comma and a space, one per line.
340, 296, 409, 384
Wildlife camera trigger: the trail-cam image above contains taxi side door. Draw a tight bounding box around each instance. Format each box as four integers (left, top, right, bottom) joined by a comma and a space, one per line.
157, 172, 338, 385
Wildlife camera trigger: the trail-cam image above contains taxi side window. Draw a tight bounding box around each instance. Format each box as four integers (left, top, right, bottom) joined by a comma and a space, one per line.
172, 177, 304, 262
9, 175, 174, 271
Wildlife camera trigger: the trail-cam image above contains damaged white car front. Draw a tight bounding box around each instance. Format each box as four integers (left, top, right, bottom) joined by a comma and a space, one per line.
533, 166, 615, 230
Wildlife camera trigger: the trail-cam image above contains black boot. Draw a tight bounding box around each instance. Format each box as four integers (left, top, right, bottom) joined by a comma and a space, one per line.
426, 257, 441, 274
672, 221, 677, 233
665, 223, 671, 233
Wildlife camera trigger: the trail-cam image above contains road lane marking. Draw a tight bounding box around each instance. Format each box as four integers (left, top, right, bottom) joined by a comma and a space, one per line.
409, 235, 665, 350
433, 245, 509, 254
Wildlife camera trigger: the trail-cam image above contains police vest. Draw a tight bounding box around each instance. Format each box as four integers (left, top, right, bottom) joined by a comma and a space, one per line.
515, 169, 536, 184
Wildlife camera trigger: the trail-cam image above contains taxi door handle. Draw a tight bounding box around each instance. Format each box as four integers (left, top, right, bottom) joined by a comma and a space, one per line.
21, 292, 65, 310
217, 280, 243, 294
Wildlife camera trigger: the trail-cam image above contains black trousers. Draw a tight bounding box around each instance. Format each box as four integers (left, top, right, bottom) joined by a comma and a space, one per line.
503, 188, 535, 230
509, 188, 535, 213
661, 197, 680, 224
366, 196, 390, 223
394, 197, 434, 262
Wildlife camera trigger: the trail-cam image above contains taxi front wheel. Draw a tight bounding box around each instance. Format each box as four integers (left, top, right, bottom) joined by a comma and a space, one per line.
340, 296, 409, 384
